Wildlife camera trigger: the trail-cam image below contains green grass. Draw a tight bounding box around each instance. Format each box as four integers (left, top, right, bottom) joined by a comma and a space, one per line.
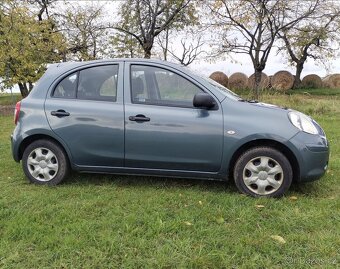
0, 93, 21, 106
233, 87, 340, 99
0, 92, 339, 268
288, 87, 340, 96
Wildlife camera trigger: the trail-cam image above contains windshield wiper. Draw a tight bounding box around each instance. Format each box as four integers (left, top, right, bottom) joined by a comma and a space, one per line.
239, 99, 259, 103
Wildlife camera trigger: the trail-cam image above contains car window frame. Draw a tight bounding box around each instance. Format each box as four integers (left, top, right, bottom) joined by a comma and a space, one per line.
129, 64, 219, 110
51, 64, 119, 102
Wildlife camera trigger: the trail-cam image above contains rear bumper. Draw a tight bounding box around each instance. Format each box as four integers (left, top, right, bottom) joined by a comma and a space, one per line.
11, 133, 20, 162
289, 132, 329, 182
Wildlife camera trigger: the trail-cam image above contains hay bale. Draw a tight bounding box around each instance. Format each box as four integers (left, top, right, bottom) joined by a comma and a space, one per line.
323, 74, 340, 89
228, 72, 248, 90
271, 71, 294, 91
301, 74, 322, 88
322, 75, 332, 88
247, 72, 270, 90
209, 71, 228, 88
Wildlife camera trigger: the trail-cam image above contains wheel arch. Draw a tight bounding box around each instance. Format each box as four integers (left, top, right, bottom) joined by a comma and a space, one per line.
228, 139, 300, 182
18, 134, 73, 166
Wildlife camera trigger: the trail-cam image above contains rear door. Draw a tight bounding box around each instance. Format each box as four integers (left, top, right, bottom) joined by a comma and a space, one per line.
45, 63, 124, 167
124, 62, 224, 172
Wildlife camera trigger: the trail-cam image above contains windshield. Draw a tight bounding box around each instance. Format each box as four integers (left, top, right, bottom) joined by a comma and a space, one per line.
186, 67, 242, 101
204, 77, 242, 101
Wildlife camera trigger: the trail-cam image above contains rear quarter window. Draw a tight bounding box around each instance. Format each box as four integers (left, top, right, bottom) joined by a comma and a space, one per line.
53, 73, 78, 99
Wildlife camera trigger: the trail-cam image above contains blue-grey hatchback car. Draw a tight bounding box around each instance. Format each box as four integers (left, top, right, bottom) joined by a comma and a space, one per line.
11, 59, 329, 197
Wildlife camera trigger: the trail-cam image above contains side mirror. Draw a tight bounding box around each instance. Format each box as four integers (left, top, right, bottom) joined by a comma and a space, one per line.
193, 93, 216, 109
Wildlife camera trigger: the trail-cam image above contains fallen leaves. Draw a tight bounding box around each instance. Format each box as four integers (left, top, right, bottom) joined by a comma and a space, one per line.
184, 221, 193, 226
270, 235, 286, 244
289, 196, 298, 201
255, 204, 265, 208
216, 217, 225, 224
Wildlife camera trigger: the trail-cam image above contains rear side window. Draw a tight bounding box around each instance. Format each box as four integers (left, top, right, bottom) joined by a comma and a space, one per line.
78, 65, 118, 101
53, 65, 118, 102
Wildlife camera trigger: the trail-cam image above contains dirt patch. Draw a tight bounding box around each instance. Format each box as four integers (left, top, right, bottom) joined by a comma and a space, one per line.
0, 105, 14, 116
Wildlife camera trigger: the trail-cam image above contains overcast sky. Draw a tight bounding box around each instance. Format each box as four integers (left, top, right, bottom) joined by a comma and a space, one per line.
190, 49, 340, 78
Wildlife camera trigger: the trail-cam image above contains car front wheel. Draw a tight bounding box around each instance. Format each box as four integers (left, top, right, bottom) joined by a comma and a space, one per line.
22, 139, 69, 185
233, 147, 293, 197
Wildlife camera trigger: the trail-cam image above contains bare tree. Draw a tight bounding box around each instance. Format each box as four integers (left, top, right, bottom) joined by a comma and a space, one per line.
27, 0, 56, 21
278, 1, 340, 88
209, 0, 319, 99
114, 0, 194, 58
159, 34, 205, 66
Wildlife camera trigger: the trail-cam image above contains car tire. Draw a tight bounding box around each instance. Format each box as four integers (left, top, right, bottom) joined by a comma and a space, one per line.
233, 147, 292, 197
22, 139, 69, 185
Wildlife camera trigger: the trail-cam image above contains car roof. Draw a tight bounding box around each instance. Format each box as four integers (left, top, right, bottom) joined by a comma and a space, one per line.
48, 58, 182, 73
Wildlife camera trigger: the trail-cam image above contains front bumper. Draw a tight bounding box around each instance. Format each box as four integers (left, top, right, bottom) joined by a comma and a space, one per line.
289, 132, 329, 182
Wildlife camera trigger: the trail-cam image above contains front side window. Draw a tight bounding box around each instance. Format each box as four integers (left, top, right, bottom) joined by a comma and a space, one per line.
131, 65, 203, 107
53, 65, 118, 102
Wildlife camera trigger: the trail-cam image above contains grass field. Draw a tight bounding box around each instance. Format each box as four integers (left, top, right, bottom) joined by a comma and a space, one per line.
0, 91, 339, 268
0, 93, 21, 106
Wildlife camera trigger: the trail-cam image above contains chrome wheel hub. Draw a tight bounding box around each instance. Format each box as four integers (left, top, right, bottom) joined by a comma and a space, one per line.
243, 156, 284, 195
27, 147, 59, 182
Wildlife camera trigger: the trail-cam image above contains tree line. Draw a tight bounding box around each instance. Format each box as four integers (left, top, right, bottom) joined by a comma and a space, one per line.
1, 0, 339, 98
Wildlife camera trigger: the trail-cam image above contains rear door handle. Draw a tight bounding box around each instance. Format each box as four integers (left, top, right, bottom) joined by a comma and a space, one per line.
51, 110, 70, 118
129, 114, 150, 122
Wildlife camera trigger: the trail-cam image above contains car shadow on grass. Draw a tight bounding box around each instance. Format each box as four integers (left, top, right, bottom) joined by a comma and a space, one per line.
288, 181, 330, 197
60, 172, 332, 197
62, 171, 236, 194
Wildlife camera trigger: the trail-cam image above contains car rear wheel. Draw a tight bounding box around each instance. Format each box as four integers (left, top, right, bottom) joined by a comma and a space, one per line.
233, 147, 292, 197
22, 139, 69, 185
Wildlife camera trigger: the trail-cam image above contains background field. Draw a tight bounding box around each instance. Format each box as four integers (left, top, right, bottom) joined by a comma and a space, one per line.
0, 91, 339, 268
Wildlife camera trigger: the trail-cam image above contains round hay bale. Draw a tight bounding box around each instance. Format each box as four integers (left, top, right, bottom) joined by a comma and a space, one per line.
301, 74, 322, 88
209, 71, 228, 88
247, 72, 270, 90
271, 71, 294, 91
322, 74, 340, 89
322, 75, 332, 88
228, 72, 248, 90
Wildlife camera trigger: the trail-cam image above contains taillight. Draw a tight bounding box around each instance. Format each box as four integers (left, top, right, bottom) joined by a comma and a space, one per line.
14, 101, 21, 125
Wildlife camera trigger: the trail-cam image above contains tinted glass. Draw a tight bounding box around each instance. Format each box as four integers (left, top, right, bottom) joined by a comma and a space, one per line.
53, 73, 78, 98
77, 65, 118, 101
131, 65, 203, 107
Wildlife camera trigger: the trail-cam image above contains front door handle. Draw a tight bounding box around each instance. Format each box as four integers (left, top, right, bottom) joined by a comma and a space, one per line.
129, 114, 150, 122
51, 110, 70, 118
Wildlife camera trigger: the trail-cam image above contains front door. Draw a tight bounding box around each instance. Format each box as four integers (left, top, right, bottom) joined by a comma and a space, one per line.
45, 63, 124, 167
124, 63, 224, 172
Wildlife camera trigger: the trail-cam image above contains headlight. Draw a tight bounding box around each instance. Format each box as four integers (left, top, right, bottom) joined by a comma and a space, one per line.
288, 111, 318, 135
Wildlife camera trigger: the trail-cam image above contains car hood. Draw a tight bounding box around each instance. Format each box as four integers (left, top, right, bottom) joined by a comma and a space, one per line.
248, 101, 290, 111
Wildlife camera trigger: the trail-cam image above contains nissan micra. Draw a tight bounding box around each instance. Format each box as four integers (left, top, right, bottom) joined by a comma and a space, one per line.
11, 59, 329, 197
